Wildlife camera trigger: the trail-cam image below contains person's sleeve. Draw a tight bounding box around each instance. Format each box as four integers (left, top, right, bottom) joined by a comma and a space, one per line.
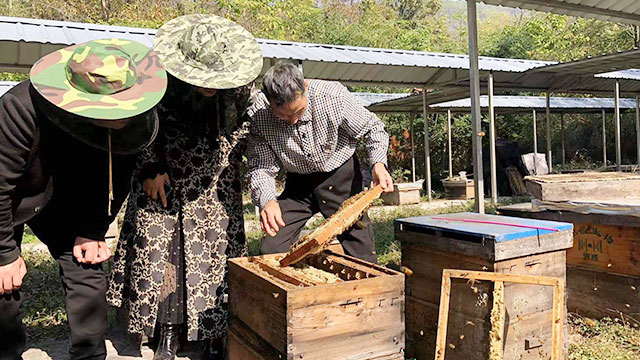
138, 119, 168, 181
75, 154, 135, 242
0, 93, 36, 265
246, 124, 281, 209
337, 85, 389, 167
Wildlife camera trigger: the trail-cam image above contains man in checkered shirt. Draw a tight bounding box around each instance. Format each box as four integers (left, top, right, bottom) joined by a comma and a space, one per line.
246, 63, 393, 263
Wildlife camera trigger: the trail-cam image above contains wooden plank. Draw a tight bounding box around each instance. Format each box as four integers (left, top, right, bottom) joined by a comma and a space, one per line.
228, 316, 284, 360
228, 259, 288, 352
525, 177, 640, 202
250, 257, 317, 287
303, 251, 392, 280
435, 272, 452, 360
445, 269, 561, 287
552, 278, 564, 360
287, 274, 404, 310
489, 280, 505, 360
280, 185, 383, 266
566, 266, 640, 321
567, 223, 640, 277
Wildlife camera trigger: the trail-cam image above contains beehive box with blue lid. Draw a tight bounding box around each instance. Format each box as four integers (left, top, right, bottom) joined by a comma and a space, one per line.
394, 212, 573, 360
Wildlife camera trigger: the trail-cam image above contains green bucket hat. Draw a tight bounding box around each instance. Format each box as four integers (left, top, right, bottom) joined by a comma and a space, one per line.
29, 38, 167, 154
153, 14, 263, 89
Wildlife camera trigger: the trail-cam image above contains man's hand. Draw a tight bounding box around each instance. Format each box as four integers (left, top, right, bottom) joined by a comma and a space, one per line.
143, 173, 170, 208
371, 162, 394, 193
260, 200, 286, 237
0, 257, 27, 295
73, 237, 112, 265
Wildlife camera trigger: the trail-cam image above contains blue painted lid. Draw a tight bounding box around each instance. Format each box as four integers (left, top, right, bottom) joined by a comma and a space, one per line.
395, 212, 573, 243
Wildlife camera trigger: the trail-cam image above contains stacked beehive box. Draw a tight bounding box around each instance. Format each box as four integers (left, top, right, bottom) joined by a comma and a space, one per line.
227, 250, 405, 360
395, 212, 573, 360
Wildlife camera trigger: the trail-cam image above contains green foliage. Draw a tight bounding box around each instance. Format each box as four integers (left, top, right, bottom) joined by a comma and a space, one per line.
481, 14, 634, 61
0, 72, 29, 82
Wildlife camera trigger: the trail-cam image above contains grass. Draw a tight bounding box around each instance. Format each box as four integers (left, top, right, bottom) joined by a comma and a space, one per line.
18, 196, 640, 358
568, 314, 640, 360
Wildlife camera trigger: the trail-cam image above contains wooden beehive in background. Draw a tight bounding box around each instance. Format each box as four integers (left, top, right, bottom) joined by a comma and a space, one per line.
499, 202, 640, 321
227, 250, 405, 360
395, 212, 573, 360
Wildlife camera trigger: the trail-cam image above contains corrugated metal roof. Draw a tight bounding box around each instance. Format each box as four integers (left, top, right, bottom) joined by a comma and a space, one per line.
368, 94, 639, 114
0, 79, 406, 109
0, 16, 552, 87
351, 92, 409, 107
480, 0, 640, 25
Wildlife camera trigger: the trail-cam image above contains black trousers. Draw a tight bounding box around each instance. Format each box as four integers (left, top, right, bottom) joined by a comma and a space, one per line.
261, 156, 377, 263
0, 211, 108, 360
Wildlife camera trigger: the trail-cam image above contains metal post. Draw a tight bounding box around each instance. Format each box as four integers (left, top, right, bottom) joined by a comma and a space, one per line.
447, 109, 453, 178
467, 0, 484, 214
615, 80, 622, 171
410, 112, 416, 182
561, 113, 566, 165
488, 72, 497, 204
533, 110, 538, 155
602, 109, 607, 168
297, 60, 303, 74
546, 92, 552, 172
423, 88, 432, 200
636, 95, 640, 166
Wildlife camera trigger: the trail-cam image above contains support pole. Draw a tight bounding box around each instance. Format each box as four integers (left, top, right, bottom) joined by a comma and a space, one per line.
423, 88, 432, 200
561, 113, 565, 165
546, 92, 552, 172
615, 80, 622, 171
636, 95, 640, 166
488, 72, 497, 204
447, 109, 453, 178
533, 110, 538, 155
467, 0, 484, 214
410, 112, 416, 182
602, 109, 607, 168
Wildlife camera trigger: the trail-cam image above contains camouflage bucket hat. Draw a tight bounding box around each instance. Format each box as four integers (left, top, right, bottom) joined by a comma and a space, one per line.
29, 38, 167, 153
154, 14, 263, 89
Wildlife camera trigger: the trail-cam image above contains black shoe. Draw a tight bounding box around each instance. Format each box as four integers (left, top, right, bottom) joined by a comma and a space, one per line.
203, 337, 225, 360
154, 324, 181, 360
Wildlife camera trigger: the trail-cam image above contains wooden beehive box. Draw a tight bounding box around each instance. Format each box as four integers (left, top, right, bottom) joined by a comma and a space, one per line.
227, 250, 405, 360
499, 202, 640, 321
442, 178, 475, 200
525, 172, 640, 201
394, 212, 573, 360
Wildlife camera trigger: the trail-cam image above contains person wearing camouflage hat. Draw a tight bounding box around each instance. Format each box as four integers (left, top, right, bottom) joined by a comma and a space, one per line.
0, 38, 166, 359
106, 14, 262, 360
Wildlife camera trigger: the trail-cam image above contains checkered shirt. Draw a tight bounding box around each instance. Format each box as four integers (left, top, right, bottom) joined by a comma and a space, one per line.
246, 79, 389, 208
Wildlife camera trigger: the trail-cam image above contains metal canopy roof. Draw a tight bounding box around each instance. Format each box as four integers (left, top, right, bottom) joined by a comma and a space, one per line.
480, 0, 640, 25
368, 93, 639, 114
0, 16, 551, 87
0, 81, 17, 97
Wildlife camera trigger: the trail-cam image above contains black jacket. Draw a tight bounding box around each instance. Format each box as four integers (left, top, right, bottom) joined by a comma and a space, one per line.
0, 80, 137, 265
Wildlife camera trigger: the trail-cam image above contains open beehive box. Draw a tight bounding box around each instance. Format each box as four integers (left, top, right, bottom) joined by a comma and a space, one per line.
227, 250, 405, 360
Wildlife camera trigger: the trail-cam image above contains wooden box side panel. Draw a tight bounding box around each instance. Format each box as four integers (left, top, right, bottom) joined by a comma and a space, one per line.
496, 251, 566, 319
228, 259, 288, 353
528, 179, 640, 202
228, 316, 284, 360
402, 245, 494, 360
568, 223, 640, 277
567, 266, 640, 320
286, 276, 405, 360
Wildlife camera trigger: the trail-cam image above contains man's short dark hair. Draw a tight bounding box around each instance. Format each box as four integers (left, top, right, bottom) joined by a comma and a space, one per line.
262, 63, 305, 106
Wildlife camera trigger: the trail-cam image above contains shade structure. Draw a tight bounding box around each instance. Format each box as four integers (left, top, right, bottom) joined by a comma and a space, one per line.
0, 16, 550, 88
